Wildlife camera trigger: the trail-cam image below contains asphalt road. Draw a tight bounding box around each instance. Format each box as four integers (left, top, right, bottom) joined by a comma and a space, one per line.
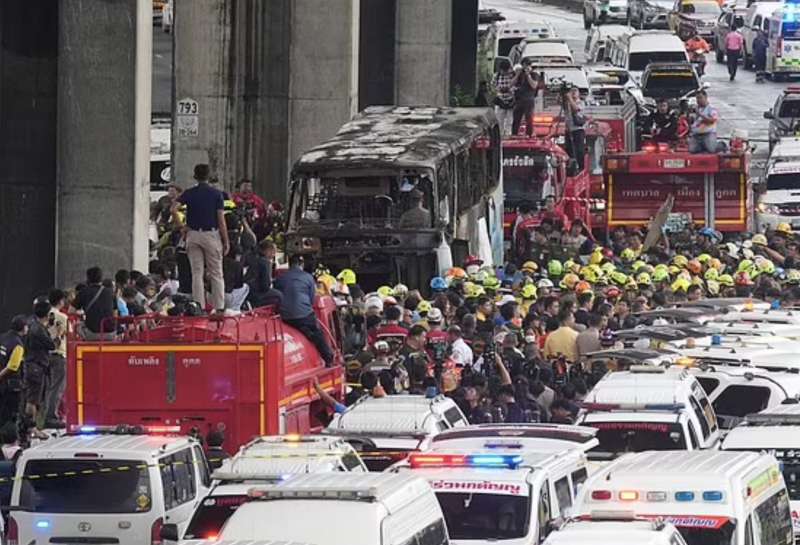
152, 23, 173, 116
483, 0, 794, 169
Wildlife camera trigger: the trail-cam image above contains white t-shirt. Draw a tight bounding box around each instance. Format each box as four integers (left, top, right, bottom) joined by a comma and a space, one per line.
450, 338, 474, 368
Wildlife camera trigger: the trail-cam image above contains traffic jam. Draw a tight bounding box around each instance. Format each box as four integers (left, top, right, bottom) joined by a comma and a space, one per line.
9, 0, 800, 544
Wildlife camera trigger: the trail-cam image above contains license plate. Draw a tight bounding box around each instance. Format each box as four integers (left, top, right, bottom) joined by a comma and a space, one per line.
664, 159, 686, 168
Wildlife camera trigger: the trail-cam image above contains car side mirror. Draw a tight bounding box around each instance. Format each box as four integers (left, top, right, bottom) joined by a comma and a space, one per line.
764, 110, 774, 119
160, 524, 179, 542
494, 55, 511, 73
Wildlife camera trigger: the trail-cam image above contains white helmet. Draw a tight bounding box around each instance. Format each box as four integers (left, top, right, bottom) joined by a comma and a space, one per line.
537, 278, 554, 289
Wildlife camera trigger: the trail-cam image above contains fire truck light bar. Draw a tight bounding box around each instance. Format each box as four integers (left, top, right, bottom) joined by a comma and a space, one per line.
580, 402, 686, 412
69, 424, 181, 435
409, 453, 523, 469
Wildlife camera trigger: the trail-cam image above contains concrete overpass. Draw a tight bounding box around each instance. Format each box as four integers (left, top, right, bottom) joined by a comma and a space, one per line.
0, 0, 477, 324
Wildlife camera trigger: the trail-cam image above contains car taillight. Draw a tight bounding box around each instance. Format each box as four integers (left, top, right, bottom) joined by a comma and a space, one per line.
151, 517, 164, 545
7, 515, 18, 545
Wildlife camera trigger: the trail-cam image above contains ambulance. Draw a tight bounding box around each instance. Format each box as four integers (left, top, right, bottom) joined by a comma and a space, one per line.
577, 366, 720, 459
431, 423, 599, 454
574, 450, 794, 545
324, 395, 468, 470
394, 448, 592, 545
676, 344, 800, 372
543, 514, 688, 545
220, 472, 449, 545
766, 6, 800, 80
166, 435, 368, 543
721, 404, 800, 537
9, 425, 210, 545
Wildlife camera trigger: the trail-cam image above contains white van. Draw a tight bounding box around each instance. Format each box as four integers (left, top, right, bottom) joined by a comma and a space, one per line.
544, 515, 688, 545
169, 435, 367, 543
607, 30, 688, 83
9, 427, 210, 545
765, 10, 800, 80
577, 366, 720, 459
431, 423, 599, 453
585, 24, 635, 64
722, 405, 800, 537
510, 38, 575, 65
741, 2, 781, 67
495, 21, 557, 58
756, 137, 800, 231
394, 448, 591, 545
324, 395, 468, 471
574, 450, 794, 545
220, 472, 449, 545
690, 365, 800, 428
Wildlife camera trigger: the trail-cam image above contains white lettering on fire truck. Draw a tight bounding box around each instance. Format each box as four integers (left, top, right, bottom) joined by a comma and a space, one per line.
503, 155, 537, 168
128, 355, 160, 367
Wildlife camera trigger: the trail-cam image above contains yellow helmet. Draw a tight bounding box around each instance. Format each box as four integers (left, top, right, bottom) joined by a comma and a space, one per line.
377, 285, 394, 299
756, 257, 775, 275
590, 248, 604, 265
668, 265, 681, 277
581, 266, 598, 283
317, 274, 337, 294
601, 262, 616, 275
706, 279, 720, 296
777, 222, 793, 235
673, 255, 689, 268
709, 258, 723, 273
691, 276, 705, 287
621, 248, 636, 262
788, 269, 800, 284
484, 276, 501, 291
417, 300, 432, 314
560, 273, 580, 290
671, 277, 690, 292
636, 272, 652, 286
337, 268, 357, 285
697, 253, 712, 264
718, 274, 735, 287
625, 277, 639, 291
704, 268, 719, 281
632, 260, 646, 272
521, 284, 538, 299
521, 261, 538, 273
653, 268, 669, 282
611, 271, 628, 286
752, 233, 768, 246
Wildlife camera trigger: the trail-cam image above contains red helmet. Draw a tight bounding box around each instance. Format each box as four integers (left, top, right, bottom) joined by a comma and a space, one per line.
734, 271, 753, 286
464, 255, 483, 267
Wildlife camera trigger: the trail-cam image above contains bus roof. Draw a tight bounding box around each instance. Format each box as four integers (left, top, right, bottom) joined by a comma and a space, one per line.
293, 106, 496, 172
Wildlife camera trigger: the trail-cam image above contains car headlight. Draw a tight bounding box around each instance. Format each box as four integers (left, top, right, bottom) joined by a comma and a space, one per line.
758, 202, 780, 215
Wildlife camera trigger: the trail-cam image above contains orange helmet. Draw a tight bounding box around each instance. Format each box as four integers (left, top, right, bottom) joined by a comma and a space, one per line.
575, 281, 593, 294
687, 259, 702, 275
446, 267, 467, 280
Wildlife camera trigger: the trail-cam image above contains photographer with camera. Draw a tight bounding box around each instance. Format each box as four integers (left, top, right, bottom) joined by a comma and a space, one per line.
511, 58, 541, 138
563, 86, 587, 172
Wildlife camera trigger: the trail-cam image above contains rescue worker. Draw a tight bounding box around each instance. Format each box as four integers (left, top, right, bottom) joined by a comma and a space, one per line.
0, 316, 27, 429
23, 300, 58, 441
647, 98, 678, 144
205, 429, 230, 470
753, 29, 769, 83
274, 254, 335, 366
511, 58, 540, 138
685, 29, 710, 77
564, 86, 586, 172
688, 90, 719, 154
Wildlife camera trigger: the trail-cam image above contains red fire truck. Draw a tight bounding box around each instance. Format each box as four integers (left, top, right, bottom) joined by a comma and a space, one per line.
603, 144, 752, 233
65, 298, 345, 449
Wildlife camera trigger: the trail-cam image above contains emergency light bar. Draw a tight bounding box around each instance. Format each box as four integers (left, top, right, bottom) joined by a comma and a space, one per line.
581, 402, 686, 412
745, 413, 800, 426
409, 453, 523, 469
248, 486, 379, 501
628, 365, 666, 374
591, 490, 726, 503
69, 424, 182, 435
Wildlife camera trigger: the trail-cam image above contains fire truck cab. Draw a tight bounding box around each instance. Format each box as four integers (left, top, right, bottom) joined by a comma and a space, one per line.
65, 298, 345, 451
604, 146, 752, 234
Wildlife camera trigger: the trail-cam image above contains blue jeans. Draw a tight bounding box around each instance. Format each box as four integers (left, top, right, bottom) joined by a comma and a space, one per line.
689, 132, 717, 153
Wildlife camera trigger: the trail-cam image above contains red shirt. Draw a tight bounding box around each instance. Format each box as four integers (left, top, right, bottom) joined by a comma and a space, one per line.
367, 323, 408, 347
232, 192, 267, 219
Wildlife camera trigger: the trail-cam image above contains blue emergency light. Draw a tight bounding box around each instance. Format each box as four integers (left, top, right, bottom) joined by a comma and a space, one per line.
36, 521, 50, 529
703, 491, 724, 502
675, 491, 695, 502
409, 453, 523, 469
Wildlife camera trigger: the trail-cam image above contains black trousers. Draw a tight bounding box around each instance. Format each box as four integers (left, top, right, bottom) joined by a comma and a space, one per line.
512, 98, 536, 137
284, 314, 335, 366
727, 49, 740, 79
0, 387, 20, 429
566, 129, 586, 171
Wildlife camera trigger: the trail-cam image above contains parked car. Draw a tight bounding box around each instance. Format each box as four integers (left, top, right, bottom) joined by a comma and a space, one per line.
764, 87, 800, 150
713, 6, 746, 63
669, 0, 721, 44
629, 0, 673, 29
584, 0, 630, 29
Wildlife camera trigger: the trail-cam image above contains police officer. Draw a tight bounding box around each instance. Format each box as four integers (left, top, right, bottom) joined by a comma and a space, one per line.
0, 316, 27, 428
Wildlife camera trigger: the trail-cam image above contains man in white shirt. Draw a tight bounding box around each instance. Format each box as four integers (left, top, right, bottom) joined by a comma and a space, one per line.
447, 325, 473, 369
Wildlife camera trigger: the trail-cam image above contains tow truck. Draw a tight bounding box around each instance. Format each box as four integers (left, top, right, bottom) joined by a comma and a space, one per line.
65, 299, 345, 450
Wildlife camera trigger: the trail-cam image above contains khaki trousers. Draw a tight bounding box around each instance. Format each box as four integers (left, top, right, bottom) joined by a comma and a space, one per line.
186, 230, 225, 310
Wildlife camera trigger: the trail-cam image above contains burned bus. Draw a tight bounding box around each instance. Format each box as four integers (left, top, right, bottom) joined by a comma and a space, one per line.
286, 106, 503, 290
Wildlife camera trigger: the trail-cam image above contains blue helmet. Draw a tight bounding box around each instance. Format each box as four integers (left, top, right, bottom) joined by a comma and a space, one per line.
430, 276, 448, 291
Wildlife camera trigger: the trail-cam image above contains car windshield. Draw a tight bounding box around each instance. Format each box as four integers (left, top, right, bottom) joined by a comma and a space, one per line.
588, 421, 688, 459
184, 495, 249, 540
503, 150, 552, 209
436, 492, 531, 540
676, 520, 736, 545
683, 2, 720, 15
643, 71, 699, 99
499, 38, 521, 56
629, 51, 687, 71
20, 459, 151, 513
778, 99, 800, 117
767, 173, 800, 191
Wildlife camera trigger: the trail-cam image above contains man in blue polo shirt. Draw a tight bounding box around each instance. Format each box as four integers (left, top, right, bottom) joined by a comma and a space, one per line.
172, 164, 230, 312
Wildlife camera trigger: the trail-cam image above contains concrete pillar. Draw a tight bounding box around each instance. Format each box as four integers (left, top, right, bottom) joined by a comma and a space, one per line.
0, 1, 59, 325
395, 0, 452, 106
173, 0, 359, 202
57, 0, 152, 287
